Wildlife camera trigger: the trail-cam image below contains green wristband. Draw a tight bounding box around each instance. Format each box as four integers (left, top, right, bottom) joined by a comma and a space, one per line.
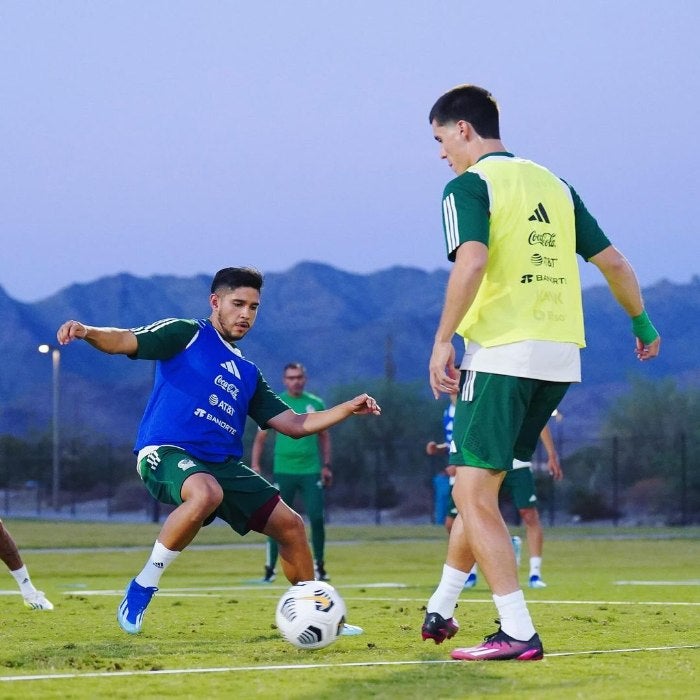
631, 310, 659, 345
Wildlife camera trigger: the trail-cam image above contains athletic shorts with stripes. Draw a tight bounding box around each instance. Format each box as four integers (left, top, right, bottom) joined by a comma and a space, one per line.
138, 446, 280, 535
448, 370, 569, 471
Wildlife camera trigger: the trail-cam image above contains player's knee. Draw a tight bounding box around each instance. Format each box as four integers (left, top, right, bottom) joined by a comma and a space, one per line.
458, 489, 498, 518
265, 502, 306, 543
519, 507, 539, 525
286, 509, 306, 537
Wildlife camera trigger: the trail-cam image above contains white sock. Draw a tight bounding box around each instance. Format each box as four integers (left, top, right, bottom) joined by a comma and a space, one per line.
529, 556, 542, 578
469, 564, 478, 575
427, 564, 468, 618
134, 541, 180, 589
10, 565, 36, 596
493, 589, 536, 641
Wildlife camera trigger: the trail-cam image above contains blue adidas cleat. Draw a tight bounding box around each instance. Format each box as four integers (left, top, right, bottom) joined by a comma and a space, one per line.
341, 623, 364, 636
464, 572, 478, 588
117, 578, 158, 634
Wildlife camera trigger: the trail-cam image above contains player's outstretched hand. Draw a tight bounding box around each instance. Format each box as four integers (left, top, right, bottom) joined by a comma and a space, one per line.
635, 335, 661, 361
57, 320, 89, 345
349, 394, 381, 416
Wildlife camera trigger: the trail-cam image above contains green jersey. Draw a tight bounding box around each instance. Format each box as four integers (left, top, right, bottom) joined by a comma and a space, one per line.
273, 391, 326, 475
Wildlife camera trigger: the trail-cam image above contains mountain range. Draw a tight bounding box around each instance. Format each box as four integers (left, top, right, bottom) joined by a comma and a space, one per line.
1, 263, 698, 449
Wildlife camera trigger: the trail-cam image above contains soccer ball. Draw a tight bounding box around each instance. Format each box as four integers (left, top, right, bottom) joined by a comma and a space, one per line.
275, 580, 346, 649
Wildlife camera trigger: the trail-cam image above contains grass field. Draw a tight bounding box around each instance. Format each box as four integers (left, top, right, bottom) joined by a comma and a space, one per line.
0, 521, 698, 699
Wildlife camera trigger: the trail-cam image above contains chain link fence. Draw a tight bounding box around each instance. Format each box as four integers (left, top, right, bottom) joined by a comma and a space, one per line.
1, 431, 698, 526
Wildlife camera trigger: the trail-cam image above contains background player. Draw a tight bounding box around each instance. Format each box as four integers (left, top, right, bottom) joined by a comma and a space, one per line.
502, 424, 562, 588
252, 363, 333, 583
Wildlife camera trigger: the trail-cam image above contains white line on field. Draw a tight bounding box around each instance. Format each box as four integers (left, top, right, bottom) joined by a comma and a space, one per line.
615, 580, 700, 586
56, 587, 700, 606
58, 582, 407, 596
1, 645, 698, 683
349, 597, 700, 607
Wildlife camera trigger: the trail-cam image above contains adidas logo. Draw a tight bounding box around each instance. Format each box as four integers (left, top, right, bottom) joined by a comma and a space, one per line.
528, 203, 550, 224
146, 451, 161, 471
220, 359, 241, 379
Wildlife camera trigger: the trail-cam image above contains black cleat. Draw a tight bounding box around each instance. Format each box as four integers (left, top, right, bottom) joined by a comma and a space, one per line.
421, 611, 459, 644
315, 562, 330, 582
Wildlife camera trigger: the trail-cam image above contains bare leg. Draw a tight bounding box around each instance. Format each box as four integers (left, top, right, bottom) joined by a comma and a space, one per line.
452, 467, 518, 596
451, 467, 538, 642
0, 519, 53, 609
153, 473, 223, 550
119, 473, 226, 632
262, 500, 314, 583
519, 507, 543, 558
445, 513, 476, 572
0, 520, 23, 572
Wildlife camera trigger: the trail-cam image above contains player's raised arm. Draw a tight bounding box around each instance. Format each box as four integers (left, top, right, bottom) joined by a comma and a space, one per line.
57, 320, 138, 356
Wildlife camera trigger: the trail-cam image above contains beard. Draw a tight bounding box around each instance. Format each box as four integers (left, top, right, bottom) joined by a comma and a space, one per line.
215, 312, 249, 342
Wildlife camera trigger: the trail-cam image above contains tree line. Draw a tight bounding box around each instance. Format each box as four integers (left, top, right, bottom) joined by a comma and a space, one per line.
1, 379, 698, 524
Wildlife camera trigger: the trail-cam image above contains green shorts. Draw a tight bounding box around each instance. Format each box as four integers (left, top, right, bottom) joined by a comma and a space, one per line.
137, 446, 279, 535
501, 467, 538, 509
448, 370, 569, 471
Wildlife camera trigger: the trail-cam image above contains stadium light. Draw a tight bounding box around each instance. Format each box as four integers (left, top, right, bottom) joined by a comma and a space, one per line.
38, 343, 61, 511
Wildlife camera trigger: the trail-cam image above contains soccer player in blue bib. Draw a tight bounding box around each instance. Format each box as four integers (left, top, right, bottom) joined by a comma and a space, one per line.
57, 267, 380, 635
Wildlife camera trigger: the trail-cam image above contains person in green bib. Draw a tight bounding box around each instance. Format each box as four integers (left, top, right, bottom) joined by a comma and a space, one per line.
421, 84, 661, 661
252, 363, 332, 583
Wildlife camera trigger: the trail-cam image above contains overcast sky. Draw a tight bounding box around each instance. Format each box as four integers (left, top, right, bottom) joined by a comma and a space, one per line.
1, 1, 697, 302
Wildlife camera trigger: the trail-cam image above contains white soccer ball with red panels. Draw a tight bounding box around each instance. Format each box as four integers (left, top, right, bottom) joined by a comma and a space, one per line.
275, 580, 346, 649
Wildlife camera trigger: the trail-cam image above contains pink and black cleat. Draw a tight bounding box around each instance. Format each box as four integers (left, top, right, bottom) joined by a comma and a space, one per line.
421, 611, 460, 644
450, 627, 543, 661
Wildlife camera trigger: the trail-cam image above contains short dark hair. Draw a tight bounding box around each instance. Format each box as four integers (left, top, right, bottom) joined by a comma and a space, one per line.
210, 267, 264, 294
429, 84, 500, 139
283, 362, 306, 375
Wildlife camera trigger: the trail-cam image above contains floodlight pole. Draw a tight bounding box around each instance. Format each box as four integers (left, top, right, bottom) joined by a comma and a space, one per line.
38, 344, 61, 511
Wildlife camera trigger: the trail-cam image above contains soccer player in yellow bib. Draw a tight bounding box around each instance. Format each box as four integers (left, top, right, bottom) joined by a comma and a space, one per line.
421, 84, 660, 661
